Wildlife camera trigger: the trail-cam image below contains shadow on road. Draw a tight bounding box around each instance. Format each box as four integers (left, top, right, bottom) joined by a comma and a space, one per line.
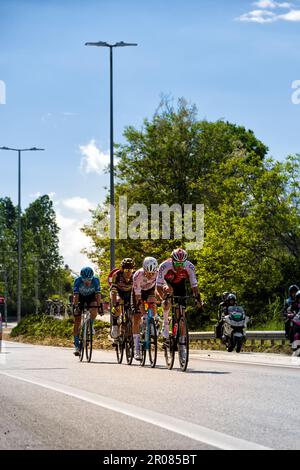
173, 369, 231, 375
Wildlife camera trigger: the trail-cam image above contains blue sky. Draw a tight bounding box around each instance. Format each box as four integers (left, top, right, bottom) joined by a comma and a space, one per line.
1, 0, 300, 270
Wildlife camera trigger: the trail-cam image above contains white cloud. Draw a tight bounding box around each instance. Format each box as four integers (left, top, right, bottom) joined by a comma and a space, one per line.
79, 139, 110, 175
279, 8, 300, 19
254, 0, 291, 8
238, 9, 276, 22
62, 197, 95, 213
56, 209, 97, 273
237, 0, 300, 22
29, 191, 56, 199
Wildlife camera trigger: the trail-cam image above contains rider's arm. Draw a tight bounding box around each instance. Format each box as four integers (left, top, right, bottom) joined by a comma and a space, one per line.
94, 277, 101, 306
186, 262, 202, 306
155, 261, 170, 299
73, 277, 81, 306
133, 270, 142, 297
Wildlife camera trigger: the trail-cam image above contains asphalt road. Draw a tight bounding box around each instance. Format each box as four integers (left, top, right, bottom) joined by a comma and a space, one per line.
0, 340, 300, 450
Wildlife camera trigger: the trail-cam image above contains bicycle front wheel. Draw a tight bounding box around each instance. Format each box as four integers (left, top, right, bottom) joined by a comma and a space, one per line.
79, 325, 84, 362
125, 319, 134, 365
148, 318, 157, 368
164, 331, 175, 370
178, 317, 189, 372
115, 323, 125, 364
85, 320, 93, 362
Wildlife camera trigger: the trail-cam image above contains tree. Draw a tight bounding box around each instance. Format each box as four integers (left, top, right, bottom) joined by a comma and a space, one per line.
21, 195, 63, 312
82, 98, 300, 327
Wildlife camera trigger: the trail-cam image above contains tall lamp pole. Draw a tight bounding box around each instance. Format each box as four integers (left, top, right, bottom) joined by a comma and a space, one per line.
0, 146, 45, 323
85, 41, 138, 271
0, 265, 8, 328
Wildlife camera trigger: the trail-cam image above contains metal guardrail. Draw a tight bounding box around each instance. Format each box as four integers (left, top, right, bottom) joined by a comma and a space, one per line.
189, 331, 287, 346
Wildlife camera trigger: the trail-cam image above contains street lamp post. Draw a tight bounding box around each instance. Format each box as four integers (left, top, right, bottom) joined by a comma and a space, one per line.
0, 147, 45, 323
0, 265, 8, 328
85, 41, 138, 271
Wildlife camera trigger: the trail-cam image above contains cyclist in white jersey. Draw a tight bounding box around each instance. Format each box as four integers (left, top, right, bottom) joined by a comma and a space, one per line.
132, 257, 159, 360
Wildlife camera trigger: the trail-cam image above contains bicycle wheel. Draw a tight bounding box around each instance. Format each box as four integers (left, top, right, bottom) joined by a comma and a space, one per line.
140, 325, 146, 367
164, 318, 175, 370
178, 316, 189, 372
148, 318, 157, 368
85, 319, 93, 362
125, 319, 134, 365
115, 323, 125, 364
79, 325, 84, 362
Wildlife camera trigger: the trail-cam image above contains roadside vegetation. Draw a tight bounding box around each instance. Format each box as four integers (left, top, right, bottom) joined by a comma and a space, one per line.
8, 314, 290, 354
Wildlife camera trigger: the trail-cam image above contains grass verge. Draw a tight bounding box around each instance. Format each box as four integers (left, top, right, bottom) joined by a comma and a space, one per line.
8, 314, 292, 355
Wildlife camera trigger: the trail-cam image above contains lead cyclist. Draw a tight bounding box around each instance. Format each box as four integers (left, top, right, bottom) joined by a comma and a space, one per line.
156, 248, 203, 339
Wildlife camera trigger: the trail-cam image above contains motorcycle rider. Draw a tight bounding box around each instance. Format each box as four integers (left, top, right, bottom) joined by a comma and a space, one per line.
282, 285, 299, 339
216, 293, 236, 339
286, 289, 300, 344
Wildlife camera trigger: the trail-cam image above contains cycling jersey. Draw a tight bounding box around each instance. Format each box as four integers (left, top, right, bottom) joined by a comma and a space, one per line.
110, 269, 133, 293
133, 268, 157, 296
73, 276, 100, 297
156, 258, 198, 288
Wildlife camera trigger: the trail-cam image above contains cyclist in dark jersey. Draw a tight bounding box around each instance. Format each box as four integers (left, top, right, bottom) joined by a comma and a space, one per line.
73, 267, 101, 356
109, 258, 135, 339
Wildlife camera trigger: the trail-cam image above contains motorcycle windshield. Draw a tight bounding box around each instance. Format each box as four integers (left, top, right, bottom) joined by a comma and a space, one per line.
228, 306, 245, 321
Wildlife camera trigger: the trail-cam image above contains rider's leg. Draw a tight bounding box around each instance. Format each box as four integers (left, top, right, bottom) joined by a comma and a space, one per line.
132, 297, 144, 358
89, 301, 98, 334
110, 289, 122, 338
73, 311, 82, 350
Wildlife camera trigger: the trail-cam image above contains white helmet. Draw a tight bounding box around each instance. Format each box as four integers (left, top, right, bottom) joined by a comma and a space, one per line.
143, 257, 158, 273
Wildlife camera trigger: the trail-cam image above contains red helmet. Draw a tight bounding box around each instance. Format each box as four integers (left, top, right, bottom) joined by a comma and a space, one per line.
171, 248, 188, 263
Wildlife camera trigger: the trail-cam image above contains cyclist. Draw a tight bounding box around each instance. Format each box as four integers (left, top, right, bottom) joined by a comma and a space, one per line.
156, 248, 203, 339
132, 257, 159, 360
109, 258, 135, 339
73, 267, 101, 356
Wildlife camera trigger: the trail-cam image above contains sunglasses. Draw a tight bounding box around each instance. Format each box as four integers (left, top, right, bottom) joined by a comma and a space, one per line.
123, 268, 133, 273
173, 261, 186, 267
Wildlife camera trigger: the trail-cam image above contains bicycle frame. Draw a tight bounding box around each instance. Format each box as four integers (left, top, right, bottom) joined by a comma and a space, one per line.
164, 295, 190, 372
114, 300, 134, 365
139, 300, 157, 367
78, 304, 93, 362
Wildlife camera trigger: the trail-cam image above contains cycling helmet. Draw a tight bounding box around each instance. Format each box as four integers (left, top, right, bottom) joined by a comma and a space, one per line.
227, 293, 236, 302
80, 267, 94, 280
121, 258, 135, 269
222, 292, 229, 301
295, 290, 300, 301
289, 285, 299, 295
171, 248, 188, 263
143, 257, 158, 273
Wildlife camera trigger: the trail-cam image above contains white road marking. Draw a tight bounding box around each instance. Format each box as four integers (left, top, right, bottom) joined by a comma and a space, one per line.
0, 369, 271, 450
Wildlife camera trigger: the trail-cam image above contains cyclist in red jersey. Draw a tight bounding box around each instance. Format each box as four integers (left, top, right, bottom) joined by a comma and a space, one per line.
156, 248, 203, 338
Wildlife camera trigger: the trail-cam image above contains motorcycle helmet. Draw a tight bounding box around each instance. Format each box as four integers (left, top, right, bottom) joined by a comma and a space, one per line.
222, 292, 229, 301
227, 293, 237, 302
289, 285, 299, 296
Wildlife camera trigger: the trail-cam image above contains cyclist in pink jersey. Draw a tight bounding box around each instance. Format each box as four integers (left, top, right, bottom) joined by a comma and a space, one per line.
132, 256, 159, 360
156, 248, 203, 338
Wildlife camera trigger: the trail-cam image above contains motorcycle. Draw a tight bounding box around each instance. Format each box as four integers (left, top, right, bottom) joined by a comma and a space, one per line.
287, 310, 300, 356
221, 305, 249, 353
